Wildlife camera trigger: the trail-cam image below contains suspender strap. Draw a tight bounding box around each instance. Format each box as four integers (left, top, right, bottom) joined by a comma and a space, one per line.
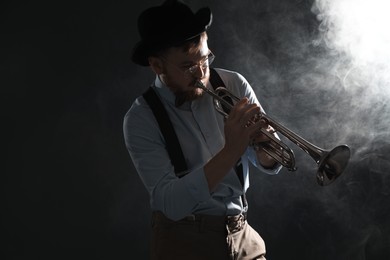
143, 87, 188, 176
209, 68, 225, 90
209, 69, 247, 209
209, 68, 235, 113
141, 67, 224, 176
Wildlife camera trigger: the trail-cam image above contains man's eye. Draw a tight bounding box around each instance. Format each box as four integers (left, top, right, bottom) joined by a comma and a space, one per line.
181, 65, 194, 70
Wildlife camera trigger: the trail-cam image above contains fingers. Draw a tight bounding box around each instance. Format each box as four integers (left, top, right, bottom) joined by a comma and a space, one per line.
228, 99, 268, 141
249, 123, 275, 143
227, 98, 248, 120
229, 98, 260, 126
226, 97, 275, 140
223, 98, 272, 156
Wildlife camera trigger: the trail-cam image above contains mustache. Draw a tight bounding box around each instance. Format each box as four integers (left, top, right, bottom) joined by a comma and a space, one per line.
174, 86, 204, 107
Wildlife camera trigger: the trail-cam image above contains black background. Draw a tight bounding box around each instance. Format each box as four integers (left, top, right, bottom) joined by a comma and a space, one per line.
2, 0, 390, 259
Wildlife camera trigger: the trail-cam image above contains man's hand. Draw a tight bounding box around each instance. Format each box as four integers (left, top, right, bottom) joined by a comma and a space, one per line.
251, 121, 278, 169
204, 98, 277, 191
223, 98, 265, 159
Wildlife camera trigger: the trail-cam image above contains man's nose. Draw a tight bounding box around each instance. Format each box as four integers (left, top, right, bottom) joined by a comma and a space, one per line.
192, 65, 206, 79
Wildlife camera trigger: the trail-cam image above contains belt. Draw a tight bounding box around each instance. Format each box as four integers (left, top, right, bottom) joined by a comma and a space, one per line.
226, 213, 246, 233
153, 211, 247, 234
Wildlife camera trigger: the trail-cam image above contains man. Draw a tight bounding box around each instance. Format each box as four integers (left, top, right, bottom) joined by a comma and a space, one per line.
124, 1, 282, 259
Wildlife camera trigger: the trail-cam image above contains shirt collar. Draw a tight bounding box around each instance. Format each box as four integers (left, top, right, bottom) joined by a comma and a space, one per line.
153, 75, 176, 106
153, 75, 194, 110
152, 75, 214, 110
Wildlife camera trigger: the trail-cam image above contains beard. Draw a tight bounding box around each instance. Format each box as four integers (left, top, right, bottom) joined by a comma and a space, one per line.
159, 68, 208, 107
160, 74, 206, 107
174, 86, 204, 107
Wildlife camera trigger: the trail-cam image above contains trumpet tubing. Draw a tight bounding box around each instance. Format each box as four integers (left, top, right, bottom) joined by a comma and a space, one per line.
195, 81, 351, 186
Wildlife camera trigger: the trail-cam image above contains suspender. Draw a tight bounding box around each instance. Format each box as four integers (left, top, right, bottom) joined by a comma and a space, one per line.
209, 67, 225, 92
142, 87, 188, 176
142, 68, 226, 176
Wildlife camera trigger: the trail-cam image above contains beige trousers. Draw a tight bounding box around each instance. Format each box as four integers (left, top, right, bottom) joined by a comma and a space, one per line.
151, 211, 266, 260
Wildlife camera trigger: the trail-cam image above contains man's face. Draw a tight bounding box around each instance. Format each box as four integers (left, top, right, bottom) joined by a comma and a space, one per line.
159, 37, 211, 101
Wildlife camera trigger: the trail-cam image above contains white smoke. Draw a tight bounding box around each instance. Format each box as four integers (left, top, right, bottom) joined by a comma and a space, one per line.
204, 1, 390, 258
310, 0, 390, 155
313, 0, 390, 69
313, 0, 390, 94
309, 1, 390, 257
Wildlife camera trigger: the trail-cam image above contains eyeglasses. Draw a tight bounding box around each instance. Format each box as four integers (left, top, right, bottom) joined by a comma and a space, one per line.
161, 51, 215, 77
185, 51, 215, 76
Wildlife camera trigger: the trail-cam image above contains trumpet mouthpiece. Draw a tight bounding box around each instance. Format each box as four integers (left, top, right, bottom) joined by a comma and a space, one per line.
195, 80, 205, 88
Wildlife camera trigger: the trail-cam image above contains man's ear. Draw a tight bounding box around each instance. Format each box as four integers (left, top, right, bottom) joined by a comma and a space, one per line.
148, 56, 164, 75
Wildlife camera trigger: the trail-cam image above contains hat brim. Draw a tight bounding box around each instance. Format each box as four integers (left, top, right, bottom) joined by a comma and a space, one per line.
131, 7, 212, 66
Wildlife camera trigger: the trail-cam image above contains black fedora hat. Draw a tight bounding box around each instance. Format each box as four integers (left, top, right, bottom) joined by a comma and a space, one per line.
131, 0, 213, 66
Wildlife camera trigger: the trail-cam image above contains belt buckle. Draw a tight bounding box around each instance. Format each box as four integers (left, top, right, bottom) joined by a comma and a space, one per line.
226, 213, 245, 233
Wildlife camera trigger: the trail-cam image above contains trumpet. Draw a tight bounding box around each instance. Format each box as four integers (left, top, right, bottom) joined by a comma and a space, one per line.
195, 80, 351, 186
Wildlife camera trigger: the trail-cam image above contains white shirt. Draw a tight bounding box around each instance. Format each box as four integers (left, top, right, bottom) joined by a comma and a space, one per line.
123, 68, 281, 221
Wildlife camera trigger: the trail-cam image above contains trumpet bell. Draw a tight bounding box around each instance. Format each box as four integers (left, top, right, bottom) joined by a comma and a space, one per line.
317, 145, 351, 186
